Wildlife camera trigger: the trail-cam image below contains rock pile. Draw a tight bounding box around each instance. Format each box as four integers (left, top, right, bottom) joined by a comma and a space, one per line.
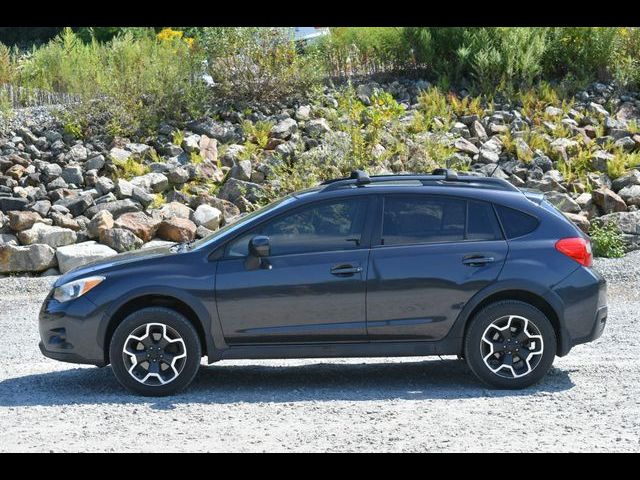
2, 79, 640, 274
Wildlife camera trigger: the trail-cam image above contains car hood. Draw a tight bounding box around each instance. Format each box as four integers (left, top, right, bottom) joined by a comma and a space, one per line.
54, 245, 178, 287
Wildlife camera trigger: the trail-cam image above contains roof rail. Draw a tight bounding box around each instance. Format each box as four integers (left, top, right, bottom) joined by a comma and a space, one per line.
320, 169, 519, 192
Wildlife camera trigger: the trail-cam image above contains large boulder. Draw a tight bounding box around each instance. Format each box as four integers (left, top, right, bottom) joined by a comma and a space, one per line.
0, 197, 29, 212
130, 173, 169, 194
599, 211, 640, 251
611, 169, 640, 192
87, 210, 114, 239
0, 233, 18, 246
61, 165, 84, 186
84, 199, 141, 219
563, 212, 591, 233
159, 202, 193, 220
270, 118, 298, 140
58, 194, 94, 217
156, 217, 197, 242
114, 212, 159, 242
305, 118, 332, 137
99, 227, 143, 253
8, 211, 43, 231
0, 243, 57, 273
592, 187, 628, 213
109, 147, 131, 162
543, 192, 581, 213
218, 178, 266, 205
17, 223, 77, 248
199, 135, 218, 163
187, 119, 243, 144
68, 144, 88, 162
229, 159, 252, 182
55, 241, 118, 273
618, 184, 640, 206
192, 204, 222, 231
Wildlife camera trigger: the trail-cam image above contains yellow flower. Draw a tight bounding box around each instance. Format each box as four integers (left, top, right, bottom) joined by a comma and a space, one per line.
156, 28, 184, 42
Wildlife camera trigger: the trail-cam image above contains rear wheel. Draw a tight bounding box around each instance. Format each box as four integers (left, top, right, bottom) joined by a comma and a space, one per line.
464, 301, 557, 389
109, 307, 202, 396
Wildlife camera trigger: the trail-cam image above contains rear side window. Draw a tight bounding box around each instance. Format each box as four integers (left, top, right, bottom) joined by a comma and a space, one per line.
382, 196, 465, 245
495, 204, 539, 239
467, 200, 502, 241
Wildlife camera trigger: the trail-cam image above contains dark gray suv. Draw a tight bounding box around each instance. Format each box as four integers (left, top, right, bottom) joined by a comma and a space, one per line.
39, 170, 607, 396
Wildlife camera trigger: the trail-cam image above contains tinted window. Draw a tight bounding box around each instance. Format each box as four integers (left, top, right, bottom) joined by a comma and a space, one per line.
495, 204, 539, 239
467, 200, 502, 241
382, 196, 465, 245
227, 198, 368, 257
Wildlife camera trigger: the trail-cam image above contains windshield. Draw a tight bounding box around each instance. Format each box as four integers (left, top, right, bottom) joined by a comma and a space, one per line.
190, 194, 298, 251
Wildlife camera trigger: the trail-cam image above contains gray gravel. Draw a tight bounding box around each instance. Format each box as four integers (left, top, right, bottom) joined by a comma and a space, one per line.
0, 254, 639, 452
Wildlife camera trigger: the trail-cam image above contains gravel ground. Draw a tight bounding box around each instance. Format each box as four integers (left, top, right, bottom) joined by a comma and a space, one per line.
0, 254, 639, 452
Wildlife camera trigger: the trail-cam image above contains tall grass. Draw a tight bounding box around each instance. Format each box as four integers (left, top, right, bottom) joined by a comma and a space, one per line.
199, 27, 322, 103
10, 28, 207, 135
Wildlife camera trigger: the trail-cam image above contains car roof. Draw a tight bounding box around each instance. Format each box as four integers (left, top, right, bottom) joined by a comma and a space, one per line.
289, 172, 555, 222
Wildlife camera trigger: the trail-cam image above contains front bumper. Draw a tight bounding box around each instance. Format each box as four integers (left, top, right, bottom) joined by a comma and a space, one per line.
38, 291, 107, 367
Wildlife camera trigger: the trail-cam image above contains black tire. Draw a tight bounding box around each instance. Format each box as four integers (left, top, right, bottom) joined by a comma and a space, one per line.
464, 300, 557, 389
109, 307, 202, 396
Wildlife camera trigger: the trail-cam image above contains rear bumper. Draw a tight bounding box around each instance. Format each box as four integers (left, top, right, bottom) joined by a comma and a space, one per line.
553, 266, 607, 355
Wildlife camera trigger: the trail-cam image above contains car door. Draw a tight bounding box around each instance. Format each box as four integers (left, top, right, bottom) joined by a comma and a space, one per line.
366, 194, 508, 341
215, 196, 374, 345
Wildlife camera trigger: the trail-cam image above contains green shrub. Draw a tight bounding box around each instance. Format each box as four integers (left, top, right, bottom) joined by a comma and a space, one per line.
543, 27, 617, 82
243, 119, 273, 149
200, 27, 322, 103
590, 220, 626, 258
16, 28, 207, 136
0, 43, 15, 84
316, 27, 412, 78
189, 151, 204, 165
113, 157, 150, 180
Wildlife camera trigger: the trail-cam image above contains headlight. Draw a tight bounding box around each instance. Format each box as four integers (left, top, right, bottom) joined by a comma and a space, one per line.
53, 276, 105, 303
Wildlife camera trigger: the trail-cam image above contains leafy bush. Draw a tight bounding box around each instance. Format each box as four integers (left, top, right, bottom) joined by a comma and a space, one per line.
590, 220, 626, 258
543, 27, 617, 82
0, 43, 14, 84
16, 28, 207, 136
200, 27, 322, 103
316, 27, 413, 78
243, 120, 273, 149
113, 157, 150, 180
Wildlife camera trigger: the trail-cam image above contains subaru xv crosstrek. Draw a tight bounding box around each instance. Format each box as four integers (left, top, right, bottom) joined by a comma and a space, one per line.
39, 169, 607, 396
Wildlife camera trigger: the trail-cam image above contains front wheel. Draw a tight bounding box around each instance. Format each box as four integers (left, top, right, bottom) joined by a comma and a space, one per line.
464, 301, 557, 389
109, 307, 202, 396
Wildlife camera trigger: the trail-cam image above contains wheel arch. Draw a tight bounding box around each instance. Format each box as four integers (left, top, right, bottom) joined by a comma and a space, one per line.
453, 283, 568, 356
101, 292, 210, 364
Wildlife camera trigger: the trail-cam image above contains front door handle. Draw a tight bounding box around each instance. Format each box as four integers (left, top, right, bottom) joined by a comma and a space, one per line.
462, 256, 495, 266
330, 264, 363, 276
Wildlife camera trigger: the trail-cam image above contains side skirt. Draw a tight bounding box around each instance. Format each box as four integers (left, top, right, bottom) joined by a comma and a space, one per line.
209, 337, 463, 363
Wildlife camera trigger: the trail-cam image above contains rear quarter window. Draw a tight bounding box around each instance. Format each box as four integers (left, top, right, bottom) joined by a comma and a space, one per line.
495, 204, 539, 239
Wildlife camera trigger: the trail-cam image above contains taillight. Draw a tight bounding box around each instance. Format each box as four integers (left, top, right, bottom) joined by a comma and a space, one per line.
555, 237, 593, 267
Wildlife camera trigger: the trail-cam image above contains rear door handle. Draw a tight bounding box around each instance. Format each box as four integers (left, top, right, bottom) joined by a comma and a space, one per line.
462, 256, 495, 266
330, 264, 363, 276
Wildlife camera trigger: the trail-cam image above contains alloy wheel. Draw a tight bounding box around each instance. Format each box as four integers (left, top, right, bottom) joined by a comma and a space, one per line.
122, 323, 187, 386
480, 315, 544, 379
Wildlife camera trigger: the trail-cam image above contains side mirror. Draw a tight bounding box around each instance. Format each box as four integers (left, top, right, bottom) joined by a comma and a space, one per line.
249, 235, 270, 258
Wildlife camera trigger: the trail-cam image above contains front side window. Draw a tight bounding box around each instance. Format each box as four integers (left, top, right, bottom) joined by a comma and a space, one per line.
227, 198, 368, 257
